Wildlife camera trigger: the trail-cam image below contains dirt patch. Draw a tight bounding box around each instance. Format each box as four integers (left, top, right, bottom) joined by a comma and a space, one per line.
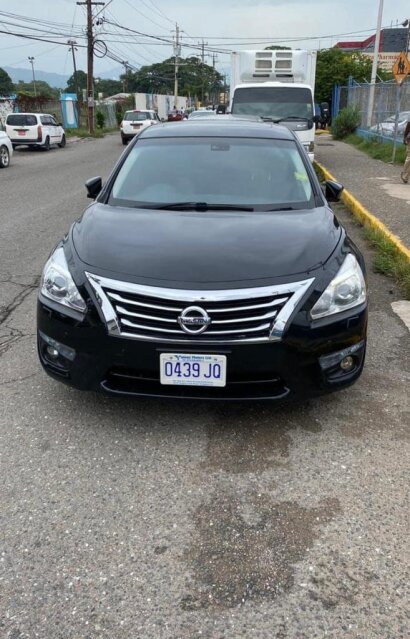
182, 490, 340, 609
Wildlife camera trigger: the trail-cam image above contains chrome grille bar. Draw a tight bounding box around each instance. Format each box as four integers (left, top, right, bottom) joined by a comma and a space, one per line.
86, 272, 315, 344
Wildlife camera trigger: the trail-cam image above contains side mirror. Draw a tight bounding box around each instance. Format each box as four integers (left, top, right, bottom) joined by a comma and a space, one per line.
324, 180, 344, 202
85, 176, 102, 199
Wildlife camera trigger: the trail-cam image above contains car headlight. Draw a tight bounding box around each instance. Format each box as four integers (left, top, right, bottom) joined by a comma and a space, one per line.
41, 246, 86, 313
311, 254, 366, 320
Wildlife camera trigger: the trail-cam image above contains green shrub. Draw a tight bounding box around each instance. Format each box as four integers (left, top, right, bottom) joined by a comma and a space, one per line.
96, 111, 106, 129
115, 110, 123, 126
331, 105, 361, 140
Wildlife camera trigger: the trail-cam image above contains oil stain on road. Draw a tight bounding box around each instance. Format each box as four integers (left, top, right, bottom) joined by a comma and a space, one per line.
182, 490, 340, 610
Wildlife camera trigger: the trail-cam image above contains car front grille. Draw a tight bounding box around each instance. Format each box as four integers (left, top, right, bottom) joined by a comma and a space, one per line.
86, 273, 314, 344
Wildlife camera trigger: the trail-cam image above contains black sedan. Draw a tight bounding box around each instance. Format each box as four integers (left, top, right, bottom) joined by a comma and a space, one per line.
37, 119, 367, 400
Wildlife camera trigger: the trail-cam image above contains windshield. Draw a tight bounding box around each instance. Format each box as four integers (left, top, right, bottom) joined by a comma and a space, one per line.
109, 137, 314, 210
232, 87, 313, 120
124, 112, 150, 121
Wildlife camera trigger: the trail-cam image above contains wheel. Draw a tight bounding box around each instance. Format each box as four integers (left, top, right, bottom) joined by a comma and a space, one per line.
121, 135, 128, 146
0, 145, 10, 168
43, 136, 50, 151
58, 134, 66, 148
12, 143, 17, 150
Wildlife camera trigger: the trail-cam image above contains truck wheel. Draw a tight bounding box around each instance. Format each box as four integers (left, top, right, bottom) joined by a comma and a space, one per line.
58, 135, 66, 148
43, 137, 50, 151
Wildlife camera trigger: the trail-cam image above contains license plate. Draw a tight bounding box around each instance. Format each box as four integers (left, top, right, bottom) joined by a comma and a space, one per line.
132, 124, 141, 128
160, 353, 226, 387
18, 131, 26, 136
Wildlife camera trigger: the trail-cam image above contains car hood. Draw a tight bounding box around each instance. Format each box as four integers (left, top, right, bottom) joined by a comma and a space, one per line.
71, 203, 341, 286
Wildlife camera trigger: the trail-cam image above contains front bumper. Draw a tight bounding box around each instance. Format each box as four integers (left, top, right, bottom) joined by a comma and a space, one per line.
37, 298, 367, 401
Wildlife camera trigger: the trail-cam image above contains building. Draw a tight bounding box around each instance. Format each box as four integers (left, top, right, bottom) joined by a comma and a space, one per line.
335, 27, 408, 70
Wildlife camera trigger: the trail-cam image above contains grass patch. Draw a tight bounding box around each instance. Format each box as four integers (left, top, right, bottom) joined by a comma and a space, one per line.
344, 133, 407, 165
65, 126, 118, 138
363, 226, 410, 298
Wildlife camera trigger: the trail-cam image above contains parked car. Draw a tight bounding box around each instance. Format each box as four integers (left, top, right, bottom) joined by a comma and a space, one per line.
5, 113, 65, 150
369, 111, 410, 138
38, 119, 367, 401
167, 110, 185, 122
120, 109, 160, 145
0, 130, 13, 168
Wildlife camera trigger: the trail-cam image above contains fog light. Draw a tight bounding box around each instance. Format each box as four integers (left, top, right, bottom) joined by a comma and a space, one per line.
340, 356, 354, 371
39, 331, 76, 362
46, 345, 59, 359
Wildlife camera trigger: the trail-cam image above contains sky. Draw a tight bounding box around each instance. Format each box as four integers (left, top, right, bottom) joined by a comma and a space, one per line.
0, 0, 409, 78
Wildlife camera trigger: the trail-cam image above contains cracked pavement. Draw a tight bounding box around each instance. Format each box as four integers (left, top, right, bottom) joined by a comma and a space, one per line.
0, 138, 409, 639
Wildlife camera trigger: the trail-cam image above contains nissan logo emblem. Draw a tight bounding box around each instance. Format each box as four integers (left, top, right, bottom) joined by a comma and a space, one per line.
178, 306, 211, 335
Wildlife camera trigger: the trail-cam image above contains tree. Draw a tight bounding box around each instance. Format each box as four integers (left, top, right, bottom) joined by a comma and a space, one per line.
94, 78, 123, 97
14, 80, 59, 99
123, 57, 223, 102
315, 48, 389, 103
66, 70, 87, 95
265, 45, 291, 50
0, 67, 13, 95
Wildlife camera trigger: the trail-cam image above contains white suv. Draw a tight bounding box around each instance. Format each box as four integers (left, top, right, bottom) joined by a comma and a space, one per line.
120, 109, 160, 145
5, 113, 66, 151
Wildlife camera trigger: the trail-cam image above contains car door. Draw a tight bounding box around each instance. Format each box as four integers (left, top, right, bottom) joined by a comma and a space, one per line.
46, 115, 59, 144
49, 115, 60, 143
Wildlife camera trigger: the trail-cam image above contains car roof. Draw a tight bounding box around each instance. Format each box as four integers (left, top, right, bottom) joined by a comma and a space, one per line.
140, 117, 295, 140
125, 109, 152, 113
7, 112, 47, 117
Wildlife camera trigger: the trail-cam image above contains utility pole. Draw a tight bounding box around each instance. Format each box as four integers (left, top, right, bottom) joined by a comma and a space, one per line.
173, 23, 180, 109
121, 60, 129, 92
28, 56, 37, 97
77, 0, 104, 134
67, 40, 79, 99
198, 39, 208, 64
366, 0, 384, 127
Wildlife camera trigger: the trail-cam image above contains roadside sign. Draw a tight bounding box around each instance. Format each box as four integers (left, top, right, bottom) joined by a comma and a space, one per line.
392, 51, 410, 85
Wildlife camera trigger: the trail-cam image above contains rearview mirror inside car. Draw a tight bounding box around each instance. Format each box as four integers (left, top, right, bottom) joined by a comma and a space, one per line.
324, 180, 344, 202
85, 176, 102, 199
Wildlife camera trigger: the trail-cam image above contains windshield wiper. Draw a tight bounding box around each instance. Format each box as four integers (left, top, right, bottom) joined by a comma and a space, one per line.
140, 202, 254, 212
265, 206, 297, 211
261, 116, 310, 124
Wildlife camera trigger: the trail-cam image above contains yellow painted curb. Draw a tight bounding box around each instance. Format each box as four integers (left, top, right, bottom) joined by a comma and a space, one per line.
315, 129, 331, 136
314, 160, 410, 262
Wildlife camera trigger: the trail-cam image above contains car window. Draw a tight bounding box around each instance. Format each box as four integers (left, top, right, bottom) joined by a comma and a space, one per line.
124, 112, 150, 122
109, 137, 314, 210
50, 117, 58, 126
7, 114, 38, 126
41, 116, 51, 125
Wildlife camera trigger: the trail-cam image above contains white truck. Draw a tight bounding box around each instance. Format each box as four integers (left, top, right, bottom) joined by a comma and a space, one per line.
230, 49, 317, 160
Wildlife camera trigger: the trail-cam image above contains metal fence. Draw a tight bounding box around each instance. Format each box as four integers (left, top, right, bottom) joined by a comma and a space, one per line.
335, 79, 410, 143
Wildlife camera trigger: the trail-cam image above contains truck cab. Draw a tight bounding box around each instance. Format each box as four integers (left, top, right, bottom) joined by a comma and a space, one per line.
229, 50, 317, 161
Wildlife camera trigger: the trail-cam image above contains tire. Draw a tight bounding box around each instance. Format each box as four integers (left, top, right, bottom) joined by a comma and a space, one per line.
0, 145, 10, 168
43, 136, 50, 151
12, 143, 17, 150
58, 134, 66, 148
121, 135, 128, 146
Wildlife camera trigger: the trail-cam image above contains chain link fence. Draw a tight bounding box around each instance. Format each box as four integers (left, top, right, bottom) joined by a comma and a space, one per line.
337, 80, 410, 142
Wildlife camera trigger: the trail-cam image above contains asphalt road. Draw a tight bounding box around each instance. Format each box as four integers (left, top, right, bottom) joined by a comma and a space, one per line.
0, 137, 409, 639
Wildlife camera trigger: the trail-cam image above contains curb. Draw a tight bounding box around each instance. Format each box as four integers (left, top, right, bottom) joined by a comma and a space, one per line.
314, 160, 410, 262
